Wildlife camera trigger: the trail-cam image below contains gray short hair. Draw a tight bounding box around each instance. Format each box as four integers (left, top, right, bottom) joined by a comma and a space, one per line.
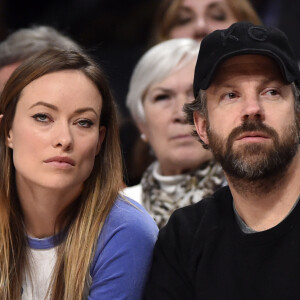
0, 26, 81, 69
126, 38, 200, 123
183, 89, 208, 147
292, 82, 300, 113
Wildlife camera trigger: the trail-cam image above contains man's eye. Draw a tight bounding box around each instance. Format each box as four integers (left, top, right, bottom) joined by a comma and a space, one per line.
265, 89, 279, 96
223, 92, 237, 100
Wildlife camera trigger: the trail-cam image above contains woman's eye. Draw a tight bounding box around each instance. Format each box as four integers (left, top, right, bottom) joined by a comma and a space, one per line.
176, 15, 193, 25
208, 10, 227, 21
207, 5, 228, 22
77, 119, 94, 128
175, 9, 193, 25
32, 113, 50, 123
154, 94, 170, 101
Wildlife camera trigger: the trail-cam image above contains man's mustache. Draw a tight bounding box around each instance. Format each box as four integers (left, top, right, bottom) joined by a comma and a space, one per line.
226, 120, 279, 148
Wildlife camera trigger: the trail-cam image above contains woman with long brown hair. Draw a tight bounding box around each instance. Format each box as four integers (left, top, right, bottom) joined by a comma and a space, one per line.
0, 48, 158, 299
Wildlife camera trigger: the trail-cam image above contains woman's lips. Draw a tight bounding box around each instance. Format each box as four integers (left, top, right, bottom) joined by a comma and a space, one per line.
44, 156, 75, 169
171, 134, 193, 140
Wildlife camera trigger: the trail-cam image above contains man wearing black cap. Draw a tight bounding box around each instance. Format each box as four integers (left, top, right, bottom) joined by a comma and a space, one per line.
144, 22, 300, 300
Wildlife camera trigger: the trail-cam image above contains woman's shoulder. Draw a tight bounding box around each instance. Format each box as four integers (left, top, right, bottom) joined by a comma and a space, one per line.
88, 197, 158, 299
122, 184, 142, 204
98, 196, 158, 248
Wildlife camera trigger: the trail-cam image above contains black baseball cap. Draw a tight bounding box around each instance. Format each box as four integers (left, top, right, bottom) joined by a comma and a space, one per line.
193, 22, 300, 98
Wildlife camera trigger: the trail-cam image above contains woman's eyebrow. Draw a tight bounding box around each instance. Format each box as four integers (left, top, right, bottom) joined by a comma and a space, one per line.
73, 107, 99, 117
29, 101, 58, 111
28, 101, 99, 117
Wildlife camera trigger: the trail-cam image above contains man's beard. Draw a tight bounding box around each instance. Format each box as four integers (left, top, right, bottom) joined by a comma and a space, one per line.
207, 118, 299, 182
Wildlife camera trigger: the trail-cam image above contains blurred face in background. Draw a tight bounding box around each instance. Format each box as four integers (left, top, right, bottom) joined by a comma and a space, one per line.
0, 62, 21, 93
169, 0, 237, 41
138, 59, 212, 176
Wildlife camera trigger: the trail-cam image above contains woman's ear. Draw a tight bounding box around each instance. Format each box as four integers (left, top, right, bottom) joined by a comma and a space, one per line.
96, 126, 106, 155
193, 111, 209, 145
6, 131, 14, 149
136, 121, 148, 143
0, 115, 13, 149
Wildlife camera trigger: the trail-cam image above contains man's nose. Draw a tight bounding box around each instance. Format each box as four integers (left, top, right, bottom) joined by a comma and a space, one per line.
241, 94, 265, 122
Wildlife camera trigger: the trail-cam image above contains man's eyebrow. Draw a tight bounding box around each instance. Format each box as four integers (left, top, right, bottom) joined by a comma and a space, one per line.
210, 84, 235, 93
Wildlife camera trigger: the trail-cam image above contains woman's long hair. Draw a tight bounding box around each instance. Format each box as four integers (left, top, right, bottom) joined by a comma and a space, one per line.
0, 48, 123, 299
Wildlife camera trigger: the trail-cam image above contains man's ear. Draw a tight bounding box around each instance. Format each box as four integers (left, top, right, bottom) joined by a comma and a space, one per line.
96, 126, 106, 155
193, 111, 209, 145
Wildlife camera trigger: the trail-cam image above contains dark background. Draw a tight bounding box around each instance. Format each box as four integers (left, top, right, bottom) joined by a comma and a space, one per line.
0, 0, 160, 116
1, 0, 300, 117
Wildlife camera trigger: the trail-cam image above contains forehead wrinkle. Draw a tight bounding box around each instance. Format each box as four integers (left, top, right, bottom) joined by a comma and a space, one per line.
211, 56, 286, 88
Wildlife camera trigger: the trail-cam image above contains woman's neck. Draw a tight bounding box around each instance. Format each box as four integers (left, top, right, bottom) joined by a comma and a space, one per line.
16, 178, 82, 238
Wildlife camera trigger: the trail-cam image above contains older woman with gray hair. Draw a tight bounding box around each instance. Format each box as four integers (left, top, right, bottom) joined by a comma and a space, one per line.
0, 25, 81, 92
124, 38, 225, 228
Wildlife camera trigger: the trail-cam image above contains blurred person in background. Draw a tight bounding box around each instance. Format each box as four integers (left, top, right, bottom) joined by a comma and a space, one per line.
0, 25, 81, 93
124, 39, 225, 228
152, 0, 261, 43
124, 0, 261, 187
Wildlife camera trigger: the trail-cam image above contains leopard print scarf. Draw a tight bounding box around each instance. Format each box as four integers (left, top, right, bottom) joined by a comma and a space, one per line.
141, 160, 225, 228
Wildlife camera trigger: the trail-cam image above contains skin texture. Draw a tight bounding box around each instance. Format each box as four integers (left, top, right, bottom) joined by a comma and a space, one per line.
7, 70, 106, 237
194, 54, 300, 231
138, 59, 212, 176
169, 0, 237, 41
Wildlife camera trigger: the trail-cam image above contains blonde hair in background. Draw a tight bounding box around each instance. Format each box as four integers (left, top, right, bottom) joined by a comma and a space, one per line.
126, 38, 199, 124
151, 0, 261, 43
0, 48, 123, 299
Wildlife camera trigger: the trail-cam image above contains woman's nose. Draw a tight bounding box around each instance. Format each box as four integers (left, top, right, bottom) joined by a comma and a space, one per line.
52, 122, 73, 151
173, 94, 189, 123
193, 17, 209, 41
